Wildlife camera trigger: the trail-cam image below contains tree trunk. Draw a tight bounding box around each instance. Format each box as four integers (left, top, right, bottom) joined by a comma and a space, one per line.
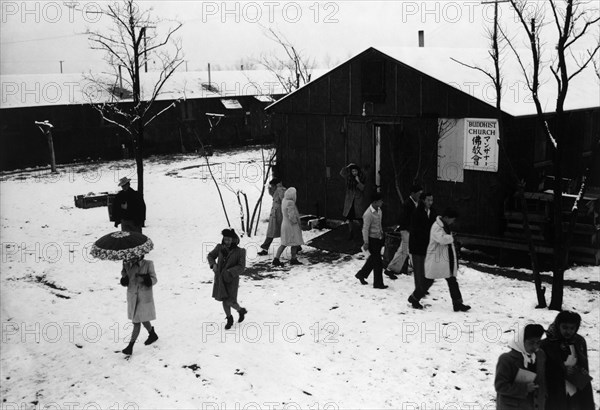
549, 114, 566, 310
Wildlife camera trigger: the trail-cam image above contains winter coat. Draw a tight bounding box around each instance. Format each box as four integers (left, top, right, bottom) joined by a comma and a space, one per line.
280, 188, 305, 247
409, 204, 437, 255
340, 167, 366, 219
425, 216, 458, 279
540, 324, 595, 410
207, 240, 246, 304
399, 197, 419, 231
121, 259, 157, 323
113, 187, 146, 226
266, 185, 286, 238
495, 349, 547, 410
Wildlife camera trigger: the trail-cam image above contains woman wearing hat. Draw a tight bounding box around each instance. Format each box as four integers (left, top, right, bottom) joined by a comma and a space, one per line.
340, 163, 366, 239
207, 229, 248, 330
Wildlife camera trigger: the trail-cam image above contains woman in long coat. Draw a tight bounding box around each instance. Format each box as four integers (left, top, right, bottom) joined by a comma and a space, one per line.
258, 178, 286, 255
207, 229, 248, 330
120, 256, 158, 355
273, 187, 304, 267
340, 163, 366, 239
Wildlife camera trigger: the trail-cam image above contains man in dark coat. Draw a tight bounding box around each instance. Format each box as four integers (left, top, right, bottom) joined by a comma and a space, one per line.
384, 184, 422, 279
407, 192, 436, 309
112, 177, 146, 233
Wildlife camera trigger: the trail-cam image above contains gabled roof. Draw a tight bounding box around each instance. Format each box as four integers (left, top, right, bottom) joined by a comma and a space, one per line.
267, 46, 600, 117
0, 69, 313, 109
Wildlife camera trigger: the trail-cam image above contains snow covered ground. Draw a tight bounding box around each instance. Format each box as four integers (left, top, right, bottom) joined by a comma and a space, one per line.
1, 147, 598, 410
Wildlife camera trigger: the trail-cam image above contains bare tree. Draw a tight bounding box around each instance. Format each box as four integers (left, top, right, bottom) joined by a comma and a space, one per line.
503, 0, 600, 310
257, 27, 315, 93
452, 0, 547, 308
85, 0, 183, 196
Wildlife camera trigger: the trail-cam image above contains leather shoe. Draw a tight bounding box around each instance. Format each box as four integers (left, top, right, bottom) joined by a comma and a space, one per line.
453, 303, 471, 312
408, 294, 424, 309
384, 270, 398, 280
374, 285, 389, 289
355, 273, 368, 285
257, 249, 268, 256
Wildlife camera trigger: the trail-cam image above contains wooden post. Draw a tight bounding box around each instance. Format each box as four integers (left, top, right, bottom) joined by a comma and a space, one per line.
35, 121, 57, 173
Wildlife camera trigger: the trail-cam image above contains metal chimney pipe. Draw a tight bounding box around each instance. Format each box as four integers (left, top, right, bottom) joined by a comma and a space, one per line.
418, 30, 425, 47
208, 63, 211, 86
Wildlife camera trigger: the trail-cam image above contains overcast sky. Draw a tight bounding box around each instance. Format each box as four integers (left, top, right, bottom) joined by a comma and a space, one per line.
1, 0, 599, 75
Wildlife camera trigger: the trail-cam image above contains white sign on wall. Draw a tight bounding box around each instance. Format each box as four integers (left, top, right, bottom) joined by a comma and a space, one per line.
463, 118, 499, 172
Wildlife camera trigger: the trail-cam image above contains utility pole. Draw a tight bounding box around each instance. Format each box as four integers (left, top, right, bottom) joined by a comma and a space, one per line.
59, 60, 64, 73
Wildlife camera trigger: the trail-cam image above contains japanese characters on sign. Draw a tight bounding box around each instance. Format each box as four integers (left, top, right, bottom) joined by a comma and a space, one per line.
463, 118, 499, 172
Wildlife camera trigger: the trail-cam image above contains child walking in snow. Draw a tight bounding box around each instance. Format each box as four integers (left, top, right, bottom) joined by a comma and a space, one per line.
541, 311, 595, 410
120, 256, 158, 355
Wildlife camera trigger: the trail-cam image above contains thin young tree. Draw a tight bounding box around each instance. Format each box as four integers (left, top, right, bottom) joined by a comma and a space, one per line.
257, 27, 315, 93
85, 0, 183, 196
451, 0, 547, 308
504, 0, 600, 310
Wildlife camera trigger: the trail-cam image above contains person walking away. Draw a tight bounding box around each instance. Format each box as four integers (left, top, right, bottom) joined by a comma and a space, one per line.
340, 163, 366, 239
408, 208, 471, 311
273, 187, 305, 266
406, 192, 436, 303
384, 184, 422, 280
495, 322, 547, 409
541, 311, 595, 410
258, 178, 286, 256
207, 229, 248, 330
354, 193, 388, 289
120, 255, 158, 355
112, 177, 146, 233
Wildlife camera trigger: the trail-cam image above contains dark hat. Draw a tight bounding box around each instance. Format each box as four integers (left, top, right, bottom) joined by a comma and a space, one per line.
221, 228, 237, 238
118, 177, 131, 187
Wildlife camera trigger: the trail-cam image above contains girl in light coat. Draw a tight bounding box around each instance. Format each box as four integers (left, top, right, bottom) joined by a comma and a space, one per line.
120, 256, 158, 355
273, 187, 304, 266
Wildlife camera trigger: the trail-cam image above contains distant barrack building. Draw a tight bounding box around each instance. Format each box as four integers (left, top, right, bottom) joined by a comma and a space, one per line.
0, 69, 324, 170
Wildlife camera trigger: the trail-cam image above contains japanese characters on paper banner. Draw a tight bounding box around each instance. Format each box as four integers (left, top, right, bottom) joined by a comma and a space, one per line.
463, 118, 499, 172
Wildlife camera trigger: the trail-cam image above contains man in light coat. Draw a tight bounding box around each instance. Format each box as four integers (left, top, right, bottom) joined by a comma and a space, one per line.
355, 193, 388, 289
408, 207, 471, 311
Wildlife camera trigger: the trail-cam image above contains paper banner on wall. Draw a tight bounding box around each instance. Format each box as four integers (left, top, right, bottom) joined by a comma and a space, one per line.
437, 118, 464, 182
463, 118, 499, 172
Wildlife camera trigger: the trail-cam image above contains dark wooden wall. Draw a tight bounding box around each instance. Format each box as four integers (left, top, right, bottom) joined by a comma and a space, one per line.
270, 48, 599, 237
0, 96, 279, 171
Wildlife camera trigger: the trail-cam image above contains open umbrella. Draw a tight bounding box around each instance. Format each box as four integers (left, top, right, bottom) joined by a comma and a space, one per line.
90, 231, 154, 261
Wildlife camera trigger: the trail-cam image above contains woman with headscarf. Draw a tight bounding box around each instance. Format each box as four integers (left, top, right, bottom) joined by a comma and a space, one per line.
207, 229, 248, 330
273, 187, 304, 267
540, 311, 595, 410
495, 322, 547, 409
340, 163, 366, 239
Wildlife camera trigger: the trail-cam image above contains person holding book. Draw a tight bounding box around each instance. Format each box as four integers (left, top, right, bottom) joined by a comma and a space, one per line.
495, 322, 546, 410
541, 311, 595, 410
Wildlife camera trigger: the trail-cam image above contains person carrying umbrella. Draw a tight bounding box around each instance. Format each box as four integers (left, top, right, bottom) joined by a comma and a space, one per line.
89, 231, 157, 356
207, 229, 248, 330
120, 255, 158, 355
